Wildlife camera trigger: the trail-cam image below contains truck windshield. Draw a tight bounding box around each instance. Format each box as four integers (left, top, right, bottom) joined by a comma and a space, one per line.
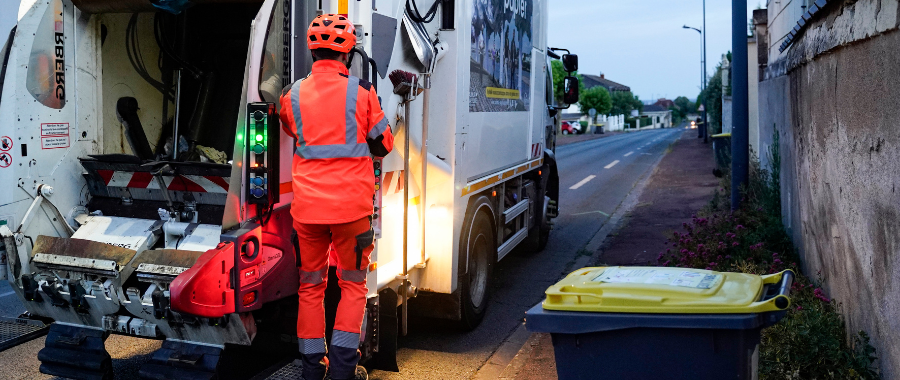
0, 26, 15, 108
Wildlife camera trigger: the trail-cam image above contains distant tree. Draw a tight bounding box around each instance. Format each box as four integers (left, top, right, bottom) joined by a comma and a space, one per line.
697, 61, 724, 133
610, 91, 643, 116
674, 96, 693, 114
578, 87, 612, 122
551, 60, 584, 105
671, 96, 694, 123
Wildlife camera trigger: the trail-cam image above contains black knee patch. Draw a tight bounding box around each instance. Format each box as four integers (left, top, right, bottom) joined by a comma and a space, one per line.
354, 228, 374, 270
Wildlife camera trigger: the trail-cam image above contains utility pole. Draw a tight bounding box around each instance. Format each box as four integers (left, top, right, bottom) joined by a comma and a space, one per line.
683, 24, 704, 138
731, 0, 749, 210
702, 0, 708, 143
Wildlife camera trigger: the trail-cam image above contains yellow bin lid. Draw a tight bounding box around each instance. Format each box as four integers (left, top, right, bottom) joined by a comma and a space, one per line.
543, 267, 792, 314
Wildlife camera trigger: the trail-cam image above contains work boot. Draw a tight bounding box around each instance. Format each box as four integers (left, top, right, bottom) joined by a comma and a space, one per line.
300, 354, 328, 380
325, 365, 367, 380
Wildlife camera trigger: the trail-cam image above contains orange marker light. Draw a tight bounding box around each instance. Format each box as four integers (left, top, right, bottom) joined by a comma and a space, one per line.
492, 190, 497, 197
368, 262, 378, 271
538, 170, 542, 176
242, 291, 257, 306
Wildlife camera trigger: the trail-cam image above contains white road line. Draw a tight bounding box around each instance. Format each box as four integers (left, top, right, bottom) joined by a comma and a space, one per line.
624, 151, 634, 157
569, 175, 596, 190
604, 160, 620, 169
0, 291, 15, 298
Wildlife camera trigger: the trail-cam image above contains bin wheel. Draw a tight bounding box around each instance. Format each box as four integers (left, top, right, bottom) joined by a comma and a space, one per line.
459, 196, 495, 331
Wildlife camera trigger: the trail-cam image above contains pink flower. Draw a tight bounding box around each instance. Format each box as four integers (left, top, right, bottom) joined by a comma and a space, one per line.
732, 242, 739, 247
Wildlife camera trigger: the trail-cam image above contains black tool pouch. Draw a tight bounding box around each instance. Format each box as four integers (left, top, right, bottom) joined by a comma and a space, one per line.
354, 228, 374, 270
291, 229, 301, 268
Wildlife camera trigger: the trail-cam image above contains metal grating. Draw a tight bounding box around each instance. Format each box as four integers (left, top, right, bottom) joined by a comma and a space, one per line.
0, 317, 48, 352
265, 359, 303, 380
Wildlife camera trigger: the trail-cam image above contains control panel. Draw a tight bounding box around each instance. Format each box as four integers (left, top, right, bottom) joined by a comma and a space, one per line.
246, 102, 280, 206
373, 158, 383, 239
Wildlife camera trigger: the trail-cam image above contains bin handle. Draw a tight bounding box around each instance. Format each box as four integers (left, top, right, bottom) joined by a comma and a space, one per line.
773, 270, 794, 309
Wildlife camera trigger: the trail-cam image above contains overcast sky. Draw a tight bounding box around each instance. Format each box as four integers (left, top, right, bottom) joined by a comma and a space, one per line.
549, 0, 760, 101
0, 0, 759, 102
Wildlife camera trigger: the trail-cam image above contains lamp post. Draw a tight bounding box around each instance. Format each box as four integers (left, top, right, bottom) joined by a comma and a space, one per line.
683, 25, 704, 139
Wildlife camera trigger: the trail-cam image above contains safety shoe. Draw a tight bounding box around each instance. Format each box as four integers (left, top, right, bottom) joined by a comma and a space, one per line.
324, 365, 367, 380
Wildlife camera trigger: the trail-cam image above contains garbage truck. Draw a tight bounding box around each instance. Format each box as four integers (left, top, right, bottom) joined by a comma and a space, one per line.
0, 0, 579, 377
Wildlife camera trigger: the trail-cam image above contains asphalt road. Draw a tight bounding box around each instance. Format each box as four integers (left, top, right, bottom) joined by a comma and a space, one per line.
0, 127, 685, 380
370, 127, 685, 379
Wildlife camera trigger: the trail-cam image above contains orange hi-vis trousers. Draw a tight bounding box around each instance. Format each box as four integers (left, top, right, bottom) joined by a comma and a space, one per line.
294, 216, 373, 380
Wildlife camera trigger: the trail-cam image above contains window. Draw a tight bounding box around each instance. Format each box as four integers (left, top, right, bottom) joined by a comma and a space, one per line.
0, 26, 16, 106
258, 0, 289, 112
26, 0, 66, 109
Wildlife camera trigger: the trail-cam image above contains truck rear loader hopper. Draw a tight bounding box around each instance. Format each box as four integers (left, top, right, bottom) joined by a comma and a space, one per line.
0, 0, 576, 378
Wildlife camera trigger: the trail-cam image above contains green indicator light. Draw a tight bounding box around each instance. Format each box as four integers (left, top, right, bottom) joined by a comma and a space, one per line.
256, 134, 263, 142
237, 133, 243, 141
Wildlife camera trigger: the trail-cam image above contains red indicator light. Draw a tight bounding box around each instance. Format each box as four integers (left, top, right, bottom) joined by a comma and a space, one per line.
242, 291, 257, 306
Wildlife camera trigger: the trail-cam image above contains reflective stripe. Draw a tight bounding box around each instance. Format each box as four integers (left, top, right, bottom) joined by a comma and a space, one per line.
367, 117, 389, 140
331, 330, 360, 349
290, 75, 368, 160
345, 76, 360, 145
291, 82, 306, 148
337, 267, 367, 283
299, 267, 327, 284
298, 337, 327, 354
295, 143, 370, 159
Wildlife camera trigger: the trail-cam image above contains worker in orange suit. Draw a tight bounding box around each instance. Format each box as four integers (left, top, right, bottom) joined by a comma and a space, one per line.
279, 14, 393, 380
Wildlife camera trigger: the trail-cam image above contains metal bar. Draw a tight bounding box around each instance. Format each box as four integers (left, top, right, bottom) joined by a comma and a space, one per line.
503, 200, 529, 224
731, 0, 749, 209
418, 76, 430, 268
401, 100, 410, 337
172, 70, 183, 160
497, 228, 527, 261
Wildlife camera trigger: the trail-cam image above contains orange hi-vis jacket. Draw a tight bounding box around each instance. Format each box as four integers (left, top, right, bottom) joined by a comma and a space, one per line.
279, 60, 394, 224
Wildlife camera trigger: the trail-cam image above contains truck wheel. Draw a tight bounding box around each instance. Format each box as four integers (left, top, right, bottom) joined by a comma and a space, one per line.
459, 197, 495, 330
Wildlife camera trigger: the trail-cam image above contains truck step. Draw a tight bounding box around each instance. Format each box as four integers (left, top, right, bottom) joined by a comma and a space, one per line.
139, 339, 222, 380
0, 315, 48, 352
38, 323, 113, 380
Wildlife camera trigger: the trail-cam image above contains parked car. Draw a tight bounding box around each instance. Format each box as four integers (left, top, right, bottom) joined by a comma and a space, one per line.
561, 121, 582, 135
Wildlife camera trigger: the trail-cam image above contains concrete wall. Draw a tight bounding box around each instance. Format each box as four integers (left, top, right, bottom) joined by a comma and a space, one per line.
759, 0, 900, 376
748, 38, 760, 158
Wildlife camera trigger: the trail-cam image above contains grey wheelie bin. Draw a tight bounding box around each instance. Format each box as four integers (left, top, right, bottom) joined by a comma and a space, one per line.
525, 266, 794, 380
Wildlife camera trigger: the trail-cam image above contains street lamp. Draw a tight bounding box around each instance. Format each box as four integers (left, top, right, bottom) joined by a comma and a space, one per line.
683, 25, 705, 139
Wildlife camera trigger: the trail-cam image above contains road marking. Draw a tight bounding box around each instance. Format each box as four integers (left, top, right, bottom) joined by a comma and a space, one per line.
624, 151, 634, 157
0, 291, 15, 298
604, 160, 620, 169
569, 175, 596, 190
573, 210, 610, 217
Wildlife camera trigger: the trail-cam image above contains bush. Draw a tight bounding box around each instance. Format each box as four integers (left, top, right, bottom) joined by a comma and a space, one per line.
657, 134, 880, 380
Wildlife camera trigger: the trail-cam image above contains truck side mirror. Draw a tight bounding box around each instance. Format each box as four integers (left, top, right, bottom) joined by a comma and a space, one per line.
563, 76, 579, 105
562, 54, 578, 72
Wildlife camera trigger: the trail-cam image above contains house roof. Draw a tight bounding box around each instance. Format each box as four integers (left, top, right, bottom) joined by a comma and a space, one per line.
581, 74, 631, 93
641, 104, 669, 113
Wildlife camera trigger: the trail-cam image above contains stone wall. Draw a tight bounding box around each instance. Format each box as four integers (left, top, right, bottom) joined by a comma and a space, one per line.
758, 0, 900, 376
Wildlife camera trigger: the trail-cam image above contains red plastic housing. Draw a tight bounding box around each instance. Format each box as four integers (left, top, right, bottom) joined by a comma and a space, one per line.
170, 242, 236, 318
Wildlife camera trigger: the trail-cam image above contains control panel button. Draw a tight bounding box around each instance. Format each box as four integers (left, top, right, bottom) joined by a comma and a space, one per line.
251, 177, 265, 187
251, 188, 267, 198
253, 144, 266, 154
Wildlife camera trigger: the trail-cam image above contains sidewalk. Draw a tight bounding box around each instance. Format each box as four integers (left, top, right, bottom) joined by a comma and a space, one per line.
502, 130, 720, 379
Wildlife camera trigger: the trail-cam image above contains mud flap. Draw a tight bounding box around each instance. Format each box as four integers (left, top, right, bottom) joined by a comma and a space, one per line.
38, 323, 113, 380
369, 288, 398, 372
139, 340, 222, 380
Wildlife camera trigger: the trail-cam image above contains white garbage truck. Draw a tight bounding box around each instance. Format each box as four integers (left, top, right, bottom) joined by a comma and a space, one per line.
0, 0, 579, 377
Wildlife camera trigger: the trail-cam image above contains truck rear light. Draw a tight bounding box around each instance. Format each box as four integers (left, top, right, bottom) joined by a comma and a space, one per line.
242, 291, 257, 306
368, 262, 377, 271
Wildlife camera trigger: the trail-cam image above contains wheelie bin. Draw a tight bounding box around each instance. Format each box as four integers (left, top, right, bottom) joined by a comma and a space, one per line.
525, 267, 794, 380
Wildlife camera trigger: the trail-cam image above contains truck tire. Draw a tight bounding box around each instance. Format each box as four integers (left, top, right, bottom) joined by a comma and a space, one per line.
459, 196, 496, 330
